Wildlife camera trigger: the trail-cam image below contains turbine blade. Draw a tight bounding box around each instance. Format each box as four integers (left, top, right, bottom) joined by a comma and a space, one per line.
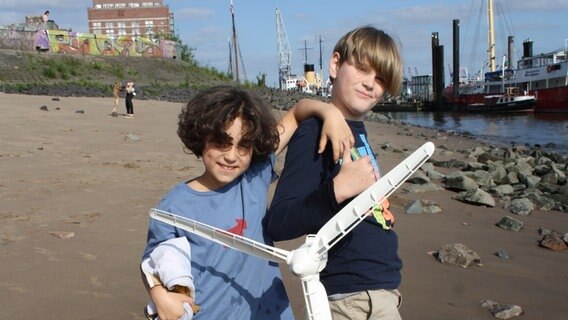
150, 208, 290, 263
301, 276, 332, 320
309, 142, 435, 258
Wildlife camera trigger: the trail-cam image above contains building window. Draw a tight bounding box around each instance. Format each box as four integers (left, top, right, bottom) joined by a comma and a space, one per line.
142, 2, 154, 8
95, 4, 102, 9
105, 22, 114, 29
129, 2, 140, 8
103, 3, 114, 9
131, 21, 140, 35
116, 3, 126, 8
118, 22, 126, 35
92, 22, 103, 34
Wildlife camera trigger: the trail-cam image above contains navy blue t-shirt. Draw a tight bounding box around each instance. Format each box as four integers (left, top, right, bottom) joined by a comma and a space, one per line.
265, 117, 402, 295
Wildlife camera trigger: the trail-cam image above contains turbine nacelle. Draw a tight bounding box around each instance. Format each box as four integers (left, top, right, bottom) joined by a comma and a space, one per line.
288, 235, 328, 279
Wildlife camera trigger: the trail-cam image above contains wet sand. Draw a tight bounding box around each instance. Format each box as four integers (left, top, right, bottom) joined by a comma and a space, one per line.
1, 93, 566, 319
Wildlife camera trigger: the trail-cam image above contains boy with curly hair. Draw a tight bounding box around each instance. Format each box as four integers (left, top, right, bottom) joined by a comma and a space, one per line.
141, 85, 350, 319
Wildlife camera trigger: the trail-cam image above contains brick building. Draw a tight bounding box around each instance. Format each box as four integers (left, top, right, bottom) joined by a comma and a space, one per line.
87, 0, 174, 38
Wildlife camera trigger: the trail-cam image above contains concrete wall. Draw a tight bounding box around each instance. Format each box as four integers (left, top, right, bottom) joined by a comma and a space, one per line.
0, 27, 180, 59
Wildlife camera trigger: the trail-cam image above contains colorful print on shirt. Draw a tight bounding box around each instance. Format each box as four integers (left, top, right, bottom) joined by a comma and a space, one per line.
350, 146, 394, 230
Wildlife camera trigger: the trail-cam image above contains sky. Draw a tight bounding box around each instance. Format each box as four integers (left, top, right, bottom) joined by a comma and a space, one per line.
1, 0, 566, 87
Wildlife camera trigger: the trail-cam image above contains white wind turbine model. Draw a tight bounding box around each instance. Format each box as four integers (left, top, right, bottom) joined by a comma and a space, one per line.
150, 142, 435, 320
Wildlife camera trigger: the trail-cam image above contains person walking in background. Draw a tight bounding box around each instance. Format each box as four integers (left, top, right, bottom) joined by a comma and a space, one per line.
111, 81, 122, 117
125, 82, 135, 118
141, 85, 351, 320
264, 26, 404, 320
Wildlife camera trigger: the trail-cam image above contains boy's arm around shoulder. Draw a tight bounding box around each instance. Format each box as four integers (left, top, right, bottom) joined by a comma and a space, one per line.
275, 98, 353, 162
264, 120, 341, 241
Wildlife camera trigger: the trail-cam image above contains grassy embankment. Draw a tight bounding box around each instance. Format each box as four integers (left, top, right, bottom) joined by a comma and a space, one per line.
0, 49, 238, 100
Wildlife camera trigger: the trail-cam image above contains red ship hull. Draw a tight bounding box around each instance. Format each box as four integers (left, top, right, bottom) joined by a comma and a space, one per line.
446, 86, 568, 113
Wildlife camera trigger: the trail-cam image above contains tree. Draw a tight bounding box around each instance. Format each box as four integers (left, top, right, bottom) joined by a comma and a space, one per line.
155, 32, 195, 64
256, 72, 267, 87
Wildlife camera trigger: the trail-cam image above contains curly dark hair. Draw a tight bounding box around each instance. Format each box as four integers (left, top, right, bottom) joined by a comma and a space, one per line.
177, 85, 280, 162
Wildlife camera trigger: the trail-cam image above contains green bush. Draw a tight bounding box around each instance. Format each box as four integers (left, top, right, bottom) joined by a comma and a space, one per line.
92, 61, 104, 70
43, 66, 57, 79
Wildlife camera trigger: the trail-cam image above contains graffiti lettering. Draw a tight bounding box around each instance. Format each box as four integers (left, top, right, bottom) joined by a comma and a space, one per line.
0, 27, 180, 58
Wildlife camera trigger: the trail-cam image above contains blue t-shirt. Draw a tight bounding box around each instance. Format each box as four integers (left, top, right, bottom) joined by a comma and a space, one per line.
143, 154, 293, 320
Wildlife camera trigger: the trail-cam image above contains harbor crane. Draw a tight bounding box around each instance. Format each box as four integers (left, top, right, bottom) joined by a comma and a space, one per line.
275, 8, 297, 90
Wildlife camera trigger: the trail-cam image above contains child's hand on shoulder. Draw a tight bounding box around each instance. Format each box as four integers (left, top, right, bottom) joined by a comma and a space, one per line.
319, 106, 353, 162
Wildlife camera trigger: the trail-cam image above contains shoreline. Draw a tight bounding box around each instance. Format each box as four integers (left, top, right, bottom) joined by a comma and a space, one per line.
3, 89, 567, 157
1, 93, 567, 319
381, 111, 568, 157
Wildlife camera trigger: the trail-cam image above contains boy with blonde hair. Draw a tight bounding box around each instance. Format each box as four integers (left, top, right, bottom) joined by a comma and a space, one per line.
265, 26, 404, 320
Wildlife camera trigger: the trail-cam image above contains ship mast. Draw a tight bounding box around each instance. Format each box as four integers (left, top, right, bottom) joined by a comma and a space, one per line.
488, 0, 496, 72
230, 0, 239, 82
228, 38, 233, 77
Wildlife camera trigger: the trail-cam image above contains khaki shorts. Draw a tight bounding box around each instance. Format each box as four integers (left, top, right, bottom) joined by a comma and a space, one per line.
328, 289, 402, 320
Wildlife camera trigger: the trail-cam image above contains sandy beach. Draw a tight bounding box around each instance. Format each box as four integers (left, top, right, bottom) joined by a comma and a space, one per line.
1, 93, 566, 319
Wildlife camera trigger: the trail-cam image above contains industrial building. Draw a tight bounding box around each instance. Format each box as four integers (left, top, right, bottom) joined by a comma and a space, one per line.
87, 0, 174, 38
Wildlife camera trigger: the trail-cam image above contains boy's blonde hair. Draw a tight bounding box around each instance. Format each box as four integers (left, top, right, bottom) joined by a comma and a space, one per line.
332, 26, 402, 96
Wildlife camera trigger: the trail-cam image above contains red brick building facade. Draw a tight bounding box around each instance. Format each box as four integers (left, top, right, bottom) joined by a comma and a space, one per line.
87, 0, 174, 38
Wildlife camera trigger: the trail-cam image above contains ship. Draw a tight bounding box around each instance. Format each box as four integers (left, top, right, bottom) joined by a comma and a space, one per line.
444, 0, 568, 113
465, 87, 535, 113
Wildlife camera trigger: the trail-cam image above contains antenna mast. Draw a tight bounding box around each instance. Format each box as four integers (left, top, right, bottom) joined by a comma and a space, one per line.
299, 40, 313, 64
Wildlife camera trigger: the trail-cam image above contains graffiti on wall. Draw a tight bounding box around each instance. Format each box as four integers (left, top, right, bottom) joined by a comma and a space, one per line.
0, 28, 37, 51
0, 27, 180, 59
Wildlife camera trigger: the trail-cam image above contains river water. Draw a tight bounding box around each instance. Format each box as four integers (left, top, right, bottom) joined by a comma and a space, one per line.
384, 112, 568, 156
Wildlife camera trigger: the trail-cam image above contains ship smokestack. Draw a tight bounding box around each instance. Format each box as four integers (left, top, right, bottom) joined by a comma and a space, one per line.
304, 64, 315, 87
507, 36, 514, 69
522, 39, 533, 58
